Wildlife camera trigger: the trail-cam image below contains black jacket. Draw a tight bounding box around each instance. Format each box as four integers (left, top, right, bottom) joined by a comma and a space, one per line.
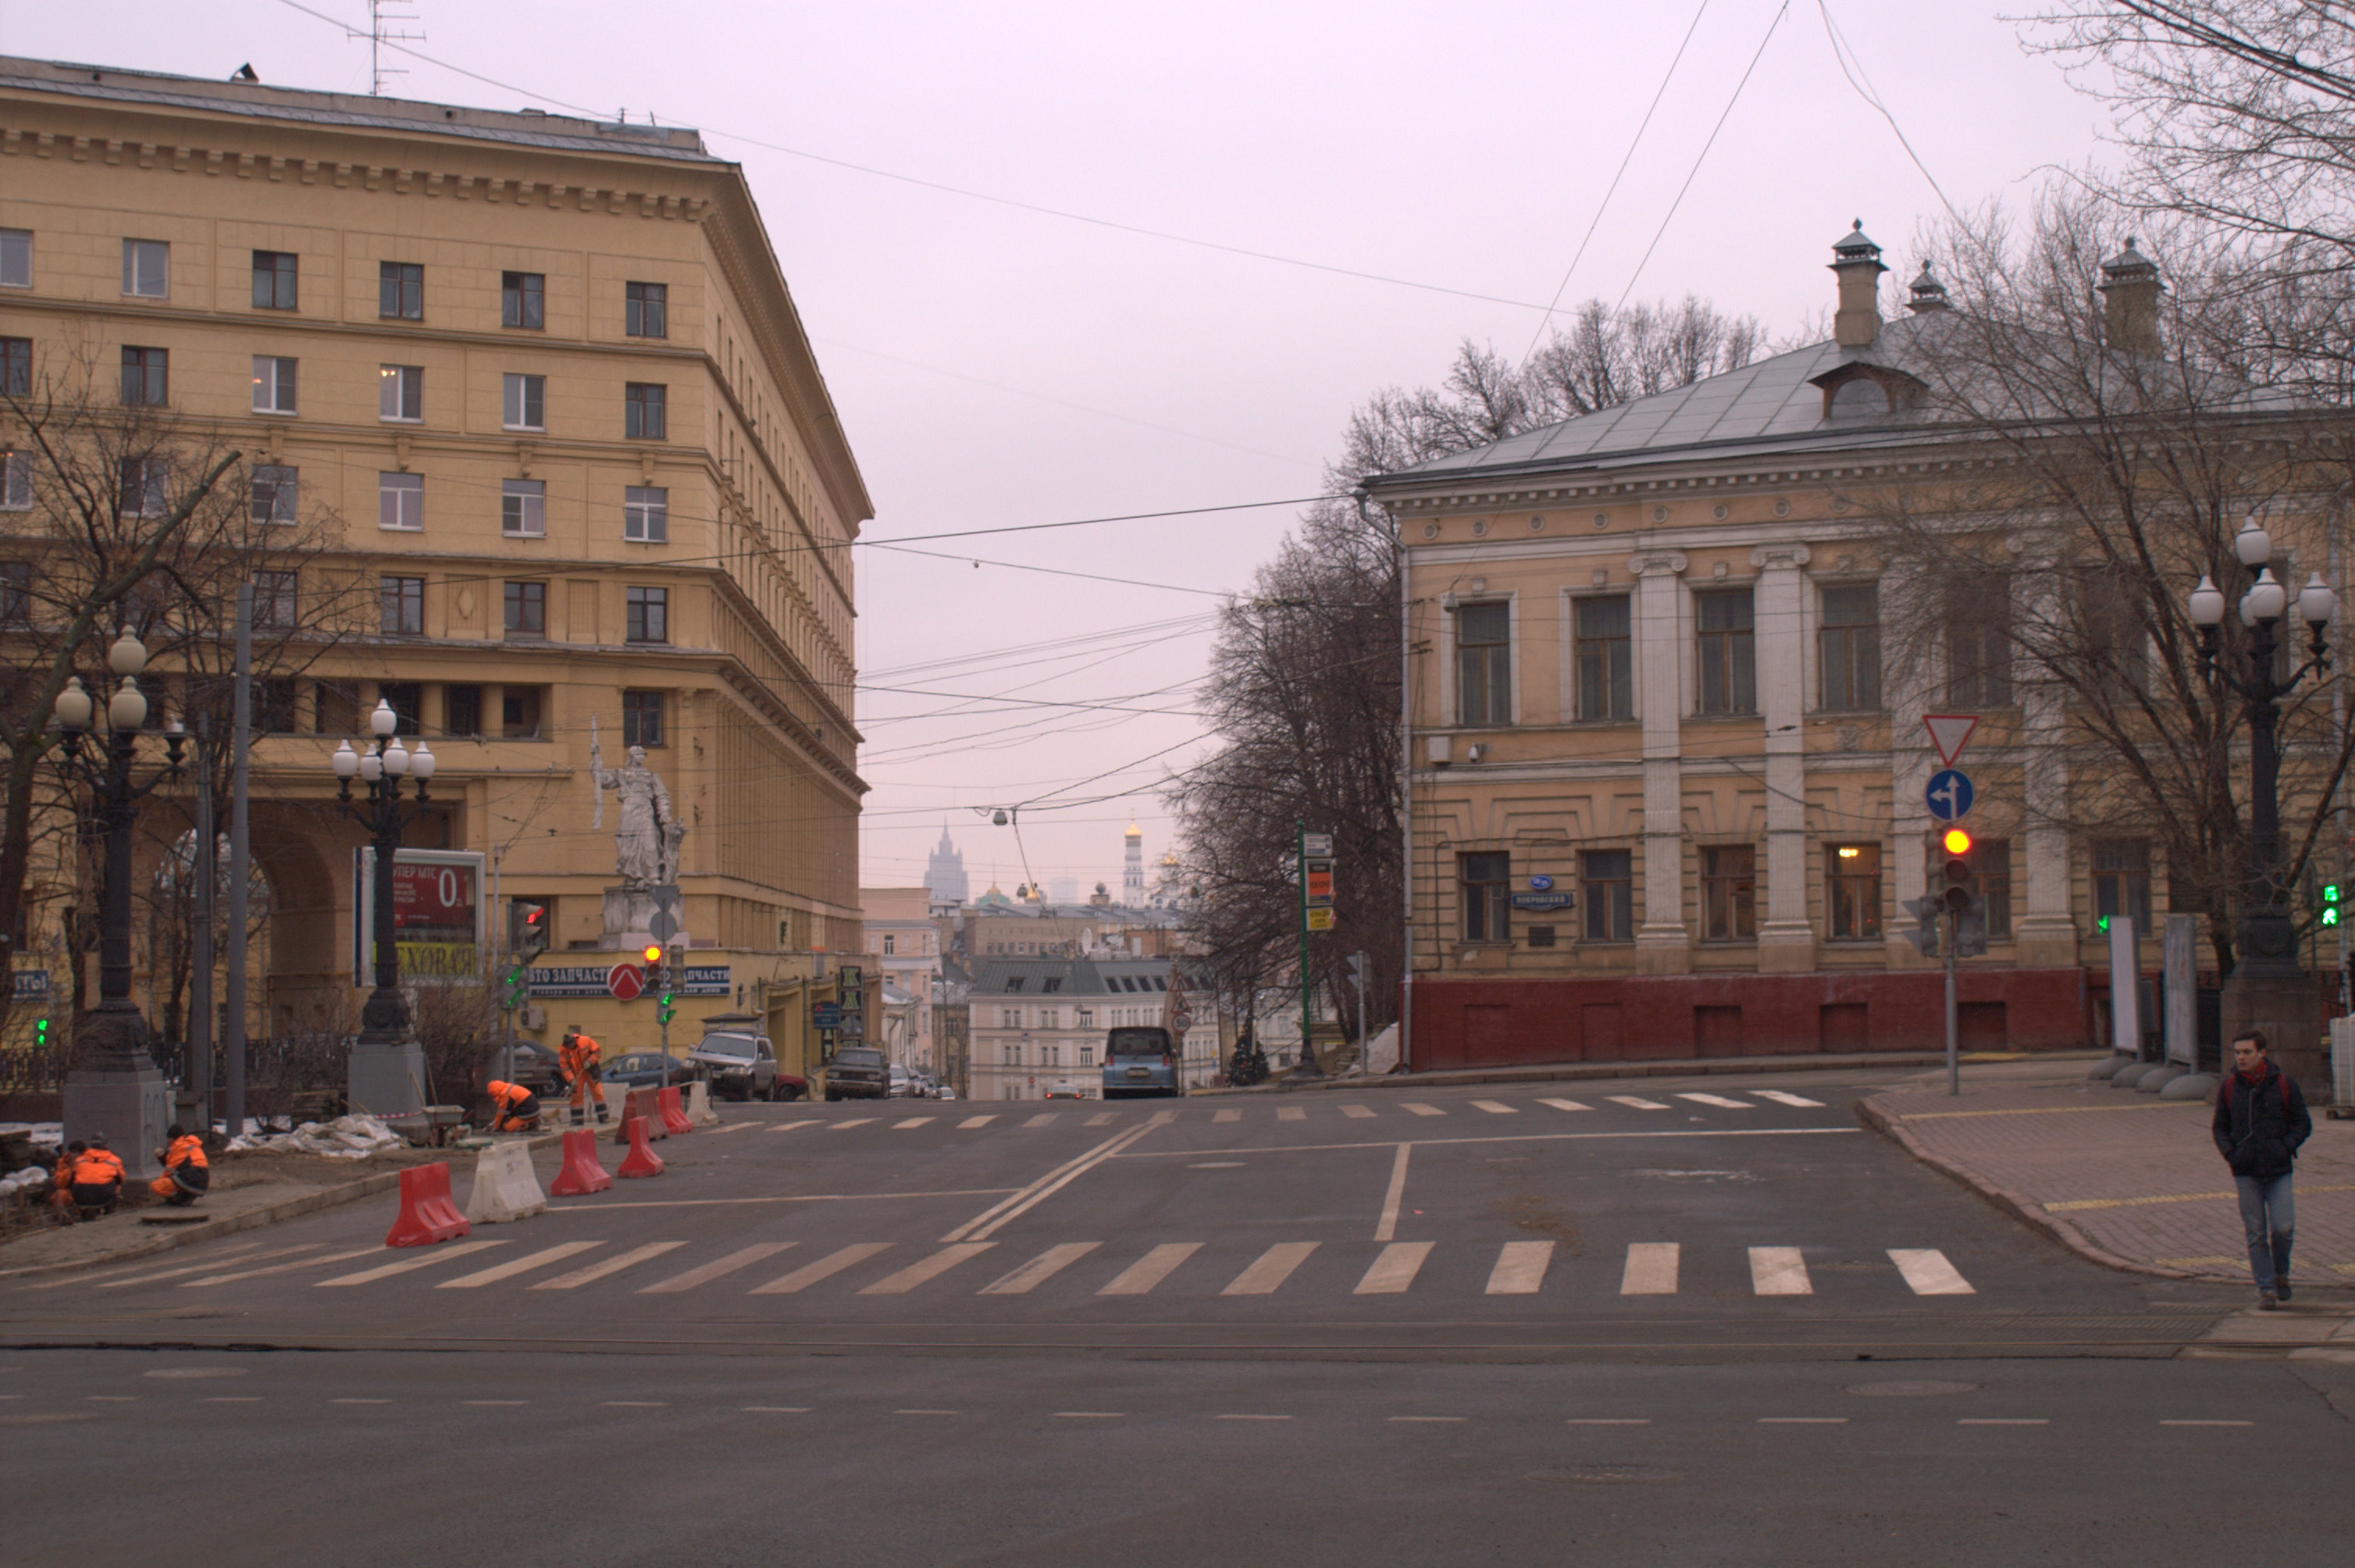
2211, 1065, 2312, 1179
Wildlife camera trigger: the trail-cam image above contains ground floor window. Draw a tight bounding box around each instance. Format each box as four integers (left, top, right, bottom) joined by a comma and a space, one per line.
1460, 851, 1510, 943
1701, 845, 1756, 941
2093, 841, 2150, 934
1582, 850, 1633, 942
1827, 843, 1882, 940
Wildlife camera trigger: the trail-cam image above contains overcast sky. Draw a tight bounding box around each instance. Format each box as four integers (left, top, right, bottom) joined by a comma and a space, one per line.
3, 2, 2118, 903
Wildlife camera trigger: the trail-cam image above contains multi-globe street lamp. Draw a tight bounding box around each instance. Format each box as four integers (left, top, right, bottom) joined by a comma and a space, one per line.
52, 629, 186, 1174
330, 698, 436, 1117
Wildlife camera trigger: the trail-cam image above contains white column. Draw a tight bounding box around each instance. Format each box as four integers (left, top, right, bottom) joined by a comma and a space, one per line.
1884, 558, 1935, 968
1630, 551, 1691, 972
1752, 545, 1815, 968
2013, 568, 2077, 967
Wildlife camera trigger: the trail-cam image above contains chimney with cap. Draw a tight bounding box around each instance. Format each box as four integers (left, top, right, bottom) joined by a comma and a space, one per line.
1906, 261, 1949, 314
2098, 237, 2164, 356
1830, 221, 1887, 348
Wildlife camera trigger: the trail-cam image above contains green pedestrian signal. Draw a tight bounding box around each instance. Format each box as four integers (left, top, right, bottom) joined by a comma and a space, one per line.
2096, 915, 2111, 934
2322, 881, 2343, 927
657, 989, 676, 1026
33, 1016, 48, 1047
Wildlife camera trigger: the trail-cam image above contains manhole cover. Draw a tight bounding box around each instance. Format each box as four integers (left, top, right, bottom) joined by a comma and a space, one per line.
1846, 1380, 1976, 1398
144, 1367, 248, 1380
1527, 1465, 1682, 1485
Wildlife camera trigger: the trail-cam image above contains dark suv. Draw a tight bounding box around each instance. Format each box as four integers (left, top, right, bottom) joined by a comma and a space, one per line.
824, 1047, 889, 1101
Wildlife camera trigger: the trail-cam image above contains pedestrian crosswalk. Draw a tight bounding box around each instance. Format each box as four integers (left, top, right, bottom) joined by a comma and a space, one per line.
261, 1236, 1977, 1304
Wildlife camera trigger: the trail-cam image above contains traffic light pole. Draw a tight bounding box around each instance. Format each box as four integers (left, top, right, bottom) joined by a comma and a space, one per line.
1945, 910, 1960, 1097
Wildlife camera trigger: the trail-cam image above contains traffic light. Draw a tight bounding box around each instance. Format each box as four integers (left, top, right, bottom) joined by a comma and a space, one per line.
642, 943, 662, 964
509, 899, 550, 961
1936, 827, 1989, 956
1901, 896, 1942, 957
2321, 880, 2344, 928
657, 985, 676, 1027
33, 1015, 49, 1050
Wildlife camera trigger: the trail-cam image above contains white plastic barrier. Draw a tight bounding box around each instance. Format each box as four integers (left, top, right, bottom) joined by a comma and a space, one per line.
684, 1079, 722, 1127
463, 1139, 548, 1223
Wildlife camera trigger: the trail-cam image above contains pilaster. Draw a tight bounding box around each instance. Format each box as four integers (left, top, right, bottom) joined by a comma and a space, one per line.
1630, 551, 1691, 972
2013, 568, 2079, 965
1752, 544, 1815, 970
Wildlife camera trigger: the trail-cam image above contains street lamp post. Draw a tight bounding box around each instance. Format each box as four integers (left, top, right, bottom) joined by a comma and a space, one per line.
2179, 517, 2339, 1096
52, 630, 187, 1178
331, 699, 437, 1118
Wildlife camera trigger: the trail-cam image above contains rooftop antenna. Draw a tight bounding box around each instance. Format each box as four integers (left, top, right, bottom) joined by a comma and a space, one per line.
364, 0, 425, 97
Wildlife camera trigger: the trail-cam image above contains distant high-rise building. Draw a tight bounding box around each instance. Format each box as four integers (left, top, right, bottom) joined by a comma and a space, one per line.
1123, 822, 1145, 905
927, 826, 970, 905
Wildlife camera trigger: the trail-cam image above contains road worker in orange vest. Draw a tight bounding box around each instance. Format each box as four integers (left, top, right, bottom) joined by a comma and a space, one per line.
46, 1140, 84, 1216
559, 1028, 609, 1126
68, 1135, 127, 1218
486, 1079, 541, 1133
148, 1124, 210, 1206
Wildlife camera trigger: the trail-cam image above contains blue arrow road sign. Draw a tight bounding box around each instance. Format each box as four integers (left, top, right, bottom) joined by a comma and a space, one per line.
1926, 768, 1974, 821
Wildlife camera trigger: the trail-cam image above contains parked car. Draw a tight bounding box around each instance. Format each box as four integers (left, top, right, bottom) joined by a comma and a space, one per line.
1044, 1079, 1085, 1099
887, 1064, 916, 1098
823, 1046, 890, 1101
486, 1037, 565, 1098
688, 1026, 796, 1101
604, 1051, 695, 1090
935, 1085, 958, 1102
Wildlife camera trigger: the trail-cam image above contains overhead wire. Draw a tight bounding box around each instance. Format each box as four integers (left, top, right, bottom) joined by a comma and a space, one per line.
1813, 0, 1963, 225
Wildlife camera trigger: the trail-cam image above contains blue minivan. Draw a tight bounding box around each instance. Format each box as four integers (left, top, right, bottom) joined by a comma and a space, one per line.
1100, 1025, 1182, 1098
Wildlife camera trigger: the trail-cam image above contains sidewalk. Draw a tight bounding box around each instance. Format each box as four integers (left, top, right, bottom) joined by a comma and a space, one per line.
1862, 1058, 2355, 1290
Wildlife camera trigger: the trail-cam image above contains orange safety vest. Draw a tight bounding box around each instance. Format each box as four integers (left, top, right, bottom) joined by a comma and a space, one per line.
71, 1149, 126, 1186
490, 1082, 533, 1110
564, 1035, 601, 1076
164, 1135, 208, 1171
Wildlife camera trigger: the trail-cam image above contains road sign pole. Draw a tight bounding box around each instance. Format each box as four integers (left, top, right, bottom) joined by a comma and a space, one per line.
1946, 911, 1961, 1097
1296, 822, 1318, 1078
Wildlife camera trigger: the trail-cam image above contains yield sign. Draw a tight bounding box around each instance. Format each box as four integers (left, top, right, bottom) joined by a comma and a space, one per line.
1922, 714, 1979, 768
607, 963, 646, 1001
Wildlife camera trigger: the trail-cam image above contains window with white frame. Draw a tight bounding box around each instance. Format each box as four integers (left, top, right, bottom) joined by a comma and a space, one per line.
624, 486, 668, 543
0, 230, 30, 289
250, 465, 297, 526
251, 355, 297, 415
1456, 601, 1511, 725
1, 450, 32, 510
501, 479, 545, 538
378, 365, 422, 422
501, 372, 544, 431
378, 472, 423, 531
121, 239, 169, 298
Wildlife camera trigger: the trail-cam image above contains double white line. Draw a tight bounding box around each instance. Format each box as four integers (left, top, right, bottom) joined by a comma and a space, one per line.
941, 1112, 1172, 1243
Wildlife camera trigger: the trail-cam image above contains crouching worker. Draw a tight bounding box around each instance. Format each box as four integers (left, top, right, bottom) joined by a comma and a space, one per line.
69, 1135, 126, 1220
486, 1079, 542, 1133
47, 1140, 85, 1217
148, 1124, 210, 1206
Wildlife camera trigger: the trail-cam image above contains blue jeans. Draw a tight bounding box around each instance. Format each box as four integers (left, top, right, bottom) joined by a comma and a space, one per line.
2235, 1172, 2296, 1290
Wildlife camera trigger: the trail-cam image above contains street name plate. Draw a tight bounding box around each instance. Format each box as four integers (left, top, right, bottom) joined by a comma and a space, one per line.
1301, 833, 1333, 857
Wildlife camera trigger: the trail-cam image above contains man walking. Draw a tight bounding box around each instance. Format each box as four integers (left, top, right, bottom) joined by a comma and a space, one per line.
2211, 1030, 2313, 1309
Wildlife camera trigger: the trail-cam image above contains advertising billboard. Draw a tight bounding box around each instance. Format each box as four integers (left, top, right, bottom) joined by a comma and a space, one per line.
353, 848, 487, 985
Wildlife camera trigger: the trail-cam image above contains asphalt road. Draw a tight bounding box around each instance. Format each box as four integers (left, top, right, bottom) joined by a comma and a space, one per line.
5, 1067, 2350, 1564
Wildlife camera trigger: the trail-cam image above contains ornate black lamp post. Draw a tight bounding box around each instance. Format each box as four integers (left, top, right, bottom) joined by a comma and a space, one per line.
331, 698, 436, 1117
53, 630, 186, 1176
2182, 516, 2339, 1092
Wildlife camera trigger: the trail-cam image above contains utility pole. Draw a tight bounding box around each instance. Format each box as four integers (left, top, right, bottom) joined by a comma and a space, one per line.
188, 716, 214, 1138
1294, 822, 1326, 1078
225, 586, 251, 1141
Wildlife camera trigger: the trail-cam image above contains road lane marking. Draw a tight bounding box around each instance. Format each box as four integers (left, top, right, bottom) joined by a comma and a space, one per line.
978, 1242, 1101, 1295
2159, 1420, 2252, 1427
1223, 1242, 1318, 1295
1213, 1110, 1242, 1123
439, 1242, 604, 1289
1748, 1247, 1812, 1295
1619, 1243, 1679, 1295
465, 1400, 529, 1406
1277, 1107, 1306, 1122
1537, 1099, 1591, 1113
1566, 1419, 1650, 1425
603, 1401, 666, 1408
1116, 1127, 1860, 1160
530, 1242, 686, 1290
1054, 1411, 1124, 1419
315, 1241, 507, 1287
944, 1121, 1162, 1243
743, 1406, 811, 1413
1216, 1413, 1292, 1420
1486, 1241, 1554, 1295
830, 1119, 875, 1132
1024, 1114, 1059, 1128
1754, 1090, 1824, 1107
1388, 1416, 1466, 1424
1085, 1112, 1117, 1126
860, 1242, 997, 1295
1341, 1104, 1377, 1119
1373, 1142, 1413, 1242
333, 1399, 390, 1405
1678, 1094, 1754, 1110
1400, 1103, 1445, 1117
705, 1121, 758, 1135
536, 1188, 1018, 1210
186, 1245, 385, 1288
1098, 1242, 1200, 1295
1758, 1417, 1847, 1424
958, 1115, 997, 1128
764, 1121, 821, 1134
98, 1244, 312, 1290
1470, 1100, 1517, 1114
204, 1397, 262, 1402
1959, 1419, 2049, 1426
28, 1241, 271, 1290
1355, 1241, 1434, 1295
893, 1117, 936, 1130
896, 1409, 960, 1416
751, 1243, 892, 1295
1606, 1096, 1670, 1110
1888, 1249, 1976, 1295
640, 1244, 797, 1294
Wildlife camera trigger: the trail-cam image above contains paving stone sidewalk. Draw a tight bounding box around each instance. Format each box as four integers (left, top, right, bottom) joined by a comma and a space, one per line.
1862, 1058, 2355, 1288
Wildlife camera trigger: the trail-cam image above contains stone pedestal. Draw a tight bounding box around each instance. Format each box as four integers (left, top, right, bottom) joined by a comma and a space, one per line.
348, 1038, 428, 1120
2221, 972, 2324, 1095
62, 1066, 171, 1181
602, 885, 657, 950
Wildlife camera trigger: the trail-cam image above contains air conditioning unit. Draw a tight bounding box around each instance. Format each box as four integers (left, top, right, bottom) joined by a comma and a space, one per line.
1426, 735, 1452, 767
518, 1004, 547, 1030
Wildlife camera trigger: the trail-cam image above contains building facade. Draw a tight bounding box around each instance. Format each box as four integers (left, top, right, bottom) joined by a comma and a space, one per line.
0, 58, 868, 1048
860, 886, 939, 1071
966, 955, 1213, 1100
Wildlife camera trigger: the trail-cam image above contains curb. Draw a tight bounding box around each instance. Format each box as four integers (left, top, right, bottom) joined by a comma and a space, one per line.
1195, 1049, 2018, 1097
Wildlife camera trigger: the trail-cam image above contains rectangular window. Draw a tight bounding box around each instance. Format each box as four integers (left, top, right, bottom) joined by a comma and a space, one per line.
122, 239, 169, 298
1582, 850, 1633, 942
1826, 844, 1883, 941
625, 585, 668, 643
378, 364, 422, 422
501, 686, 544, 738
0, 451, 29, 510
378, 472, 423, 531
501, 271, 544, 330
1701, 845, 1756, 941
251, 250, 297, 310
0, 229, 29, 289
251, 355, 297, 415
1459, 850, 1510, 943
501, 373, 544, 431
315, 680, 360, 736
625, 281, 668, 338
504, 579, 547, 636
252, 569, 297, 629
379, 682, 422, 736
501, 479, 546, 538
2081, 570, 2150, 697
251, 465, 297, 526
2093, 842, 2152, 935
1, 337, 29, 397
1946, 572, 2013, 707
255, 678, 299, 734
1695, 589, 1756, 715
1818, 583, 1881, 711
0, 560, 30, 623
119, 458, 167, 518
379, 261, 422, 320
445, 683, 483, 737
624, 486, 668, 543
1456, 601, 1510, 725
121, 346, 169, 407
380, 576, 424, 636
624, 382, 667, 440
622, 689, 664, 748
1574, 594, 1633, 720
883, 935, 896, 956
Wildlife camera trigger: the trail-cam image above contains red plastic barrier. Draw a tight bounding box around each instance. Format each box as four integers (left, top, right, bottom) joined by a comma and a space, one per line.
384, 1162, 472, 1247
616, 1116, 666, 1178
548, 1128, 613, 1196
657, 1085, 693, 1135
611, 1087, 667, 1144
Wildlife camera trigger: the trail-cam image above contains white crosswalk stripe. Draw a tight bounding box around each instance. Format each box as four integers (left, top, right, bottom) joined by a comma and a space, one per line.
439, 1243, 604, 1290
765, 1121, 821, 1134
1023, 1114, 1058, 1128
1677, 1093, 1755, 1110
829, 1119, 875, 1132
1486, 1241, 1554, 1295
1605, 1096, 1671, 1110
316, 1240, 506, 1288
1340, 1104, 1377, 1119
1223, 1242, 1319, 1295
957, 1115, 997, 1128
1620, 1243, 1680, 1295
1084, 1112, 1117, 1126
752, 1243, 891, 1295
1354, 1242, 1433, 1295
532, 1241, 684, 1290
640, 1243, 796, 1294
1470, 1100, 1517, 1114
979, 1242, 1100, 1295
1748, 1247, 1812, 1295
1753, 1090, 1825, 1107
860, 1242, 996, 1295
1213, 1109, 1242, 1123
893, 1117, 935, 1130
1537, 1098, 1591, 1113
1889, 1249, 1975, 1295
1098, 1242, 1199, 1295
1277, 1107, 1306, 1122
1399, 1102, 1445, 1117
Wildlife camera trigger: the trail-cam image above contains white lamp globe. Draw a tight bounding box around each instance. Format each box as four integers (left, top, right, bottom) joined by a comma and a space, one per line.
108, 676, 148, 732
358, 749, 383, 783
411, 742, 436, 782
107, 629, 147, 677
52, 676, 92, 732
2246, 567, 2287, 622
2186, 574, 2225, 627
370, 698, 397, 739
2234, 516, 2271, 568
2298, 572, 2338, 626
333, 740, 358, 779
